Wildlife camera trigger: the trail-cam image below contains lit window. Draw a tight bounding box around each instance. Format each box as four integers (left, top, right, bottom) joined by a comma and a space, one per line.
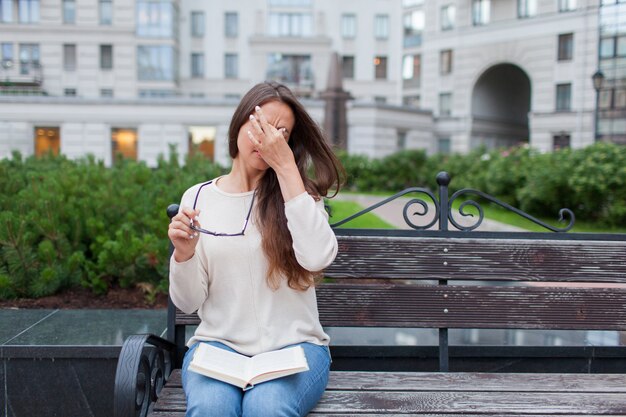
188, 126, 216, 160
374, 56, 387, 80
35, 127, 60, 157
111, 128, 138, 162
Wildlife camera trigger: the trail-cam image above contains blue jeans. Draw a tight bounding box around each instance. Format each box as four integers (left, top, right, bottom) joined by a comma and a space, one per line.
181, 341, 332, 417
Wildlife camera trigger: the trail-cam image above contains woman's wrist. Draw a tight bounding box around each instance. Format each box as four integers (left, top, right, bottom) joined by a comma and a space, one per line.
275, 163, 306, 202
173, 249, 194, 263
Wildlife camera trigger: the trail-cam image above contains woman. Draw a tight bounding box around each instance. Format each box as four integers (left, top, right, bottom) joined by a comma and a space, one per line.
167, 81, 344, 417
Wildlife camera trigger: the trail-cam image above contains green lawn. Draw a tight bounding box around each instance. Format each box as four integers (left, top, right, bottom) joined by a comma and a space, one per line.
326, 200, 395, 229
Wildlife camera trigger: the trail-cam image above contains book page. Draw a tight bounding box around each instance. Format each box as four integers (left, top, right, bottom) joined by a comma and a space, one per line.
250, 346, 309, 380
191, 343, 249, 381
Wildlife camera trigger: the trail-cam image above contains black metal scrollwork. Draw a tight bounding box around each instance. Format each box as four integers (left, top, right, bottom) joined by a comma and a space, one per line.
114, 334, 176, 417
448, 188, 575, 232
330, 187, 440, 230
330, 171, 575, 232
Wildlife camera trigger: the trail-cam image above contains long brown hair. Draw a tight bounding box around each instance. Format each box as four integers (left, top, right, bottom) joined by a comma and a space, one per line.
228, 81, 344, 291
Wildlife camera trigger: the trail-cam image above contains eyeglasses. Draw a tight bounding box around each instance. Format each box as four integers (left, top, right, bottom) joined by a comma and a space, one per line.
189, 180, 257, 237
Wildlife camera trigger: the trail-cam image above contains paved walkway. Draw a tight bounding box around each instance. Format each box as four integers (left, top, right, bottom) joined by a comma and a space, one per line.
334, 193, 527, 232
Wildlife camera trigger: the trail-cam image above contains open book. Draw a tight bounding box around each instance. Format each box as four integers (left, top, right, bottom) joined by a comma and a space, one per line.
188, 343, 309, 389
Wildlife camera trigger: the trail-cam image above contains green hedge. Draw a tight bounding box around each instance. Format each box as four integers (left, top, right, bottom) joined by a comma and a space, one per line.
1, 142, 624, 300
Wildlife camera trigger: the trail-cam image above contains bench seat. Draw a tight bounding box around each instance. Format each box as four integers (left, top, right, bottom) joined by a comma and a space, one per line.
148, 369, 626, 416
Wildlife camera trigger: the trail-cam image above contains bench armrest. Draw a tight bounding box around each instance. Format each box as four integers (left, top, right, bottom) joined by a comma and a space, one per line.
114, 334, 177, 417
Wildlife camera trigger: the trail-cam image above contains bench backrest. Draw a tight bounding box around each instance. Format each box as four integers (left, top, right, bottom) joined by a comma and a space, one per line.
167, 171, 626, 369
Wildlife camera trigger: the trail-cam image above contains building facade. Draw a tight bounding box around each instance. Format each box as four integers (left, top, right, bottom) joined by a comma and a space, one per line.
0, 0, 620, 166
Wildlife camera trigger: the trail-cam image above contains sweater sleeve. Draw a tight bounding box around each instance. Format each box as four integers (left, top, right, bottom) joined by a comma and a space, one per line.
284, 192, 338, 272
168, 186, 210, 314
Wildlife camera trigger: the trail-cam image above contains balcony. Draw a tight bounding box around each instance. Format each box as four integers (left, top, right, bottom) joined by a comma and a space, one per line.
0, 60, 45, 94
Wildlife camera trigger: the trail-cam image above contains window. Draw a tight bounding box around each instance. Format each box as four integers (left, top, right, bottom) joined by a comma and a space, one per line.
225, 53, 238, 78
472, 0, 490, 26
100, 0, 112, 25
599, 89, 612, 109
397, 130, 407, 150
19, 43, 39, 74
556, 83, 572, 111
600, 36, 626, 58
558, 0, 576, 11
617, 89, 626, 109
225, 12, 238, 37
268, 0, 312, 6
441, 5, 455, 31
137, 45, 175, 80
552, 133, 571, 150
100, 44, 113, 70
438, 138, 451, 154
440, 49, 452, 74
191, 53, 204, 78
341, 14, 356, 38
1, 0, 13, 22
266, 54, 313, 87
558, 33, 573, 61
63, 0, 75, 24
404, 10, 424, 47
403, 95, 420, 108
402, 54, 420, 88
374, 14, 389, 40
342, 56, 354, 79
268, 13, 312, 37
35, 127, 60, 157
374, 56, 387, 80
64, 88, 77, 96
518, 0, 537, 18
138, 89, 176, 98
63, 44, 76, 71
136, 1, 175, 37
374, 96, 387, 104
439, 92, 452, 116
1, 43, 13, 67
403, 0, 424, 6
19, 0, 39, 23
111, 128, 138, 162
188, 126, 216, 160
599, 88, 626, 109
101, 88, 114, 97
191, 11, 204, 37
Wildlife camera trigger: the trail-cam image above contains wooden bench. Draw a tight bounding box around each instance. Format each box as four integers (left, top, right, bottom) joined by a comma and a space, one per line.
114, 171, 626, 416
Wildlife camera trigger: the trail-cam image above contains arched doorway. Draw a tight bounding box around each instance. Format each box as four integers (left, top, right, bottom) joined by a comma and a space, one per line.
471, 64, 531, 149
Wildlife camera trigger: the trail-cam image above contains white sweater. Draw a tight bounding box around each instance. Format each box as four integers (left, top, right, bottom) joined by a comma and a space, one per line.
169, 179, 337, 356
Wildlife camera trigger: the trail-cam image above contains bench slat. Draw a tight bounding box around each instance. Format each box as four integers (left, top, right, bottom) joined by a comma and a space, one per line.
328, 236, 626, 283
152, 371, 626, 415
164, 369, 626, 393
316, 284, 626, 330
177, 283, 626, 329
